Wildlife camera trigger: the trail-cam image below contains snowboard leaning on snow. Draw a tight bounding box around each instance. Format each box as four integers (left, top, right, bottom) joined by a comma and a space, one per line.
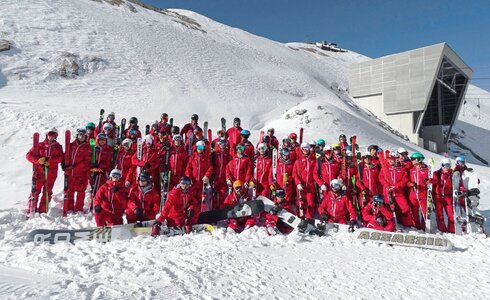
197, 198, 265, 224
26, 221, 213, 245
461, 170, 486, 234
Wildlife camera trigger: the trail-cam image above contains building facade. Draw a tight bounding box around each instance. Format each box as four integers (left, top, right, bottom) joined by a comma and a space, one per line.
349, 43, 472, 152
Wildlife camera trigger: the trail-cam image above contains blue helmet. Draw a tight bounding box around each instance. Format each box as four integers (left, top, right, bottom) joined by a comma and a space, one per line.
456, 156, 466, 163
240, 129, 251, 137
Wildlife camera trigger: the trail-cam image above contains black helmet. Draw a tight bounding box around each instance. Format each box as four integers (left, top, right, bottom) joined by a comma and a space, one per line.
191, 114, 199, 121
233, 117, 241, 124
275, 189, 286, 198
171, 126, 180, 134
138, 172, 151, 182
367, 145, 379, 152
180, 176, 192, 185
161, 113, 168, 120
129, 117, 138, 125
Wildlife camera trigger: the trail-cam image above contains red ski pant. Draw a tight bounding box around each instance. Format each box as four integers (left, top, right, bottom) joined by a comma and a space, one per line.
297, 188, 316, 219
383, 192, 412, 227
94, 211, 124, 227
434, 196, 455, 233
65, 174, 89, 213
32, 173, 57, 213
365, 220, 396, 232
213, 182, 228, 209
408, 196, 427, 230
257, 182, 271, 197
228, 216, 255, 231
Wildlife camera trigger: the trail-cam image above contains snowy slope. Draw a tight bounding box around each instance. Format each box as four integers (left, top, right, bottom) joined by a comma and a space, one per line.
0, 0, 489, 299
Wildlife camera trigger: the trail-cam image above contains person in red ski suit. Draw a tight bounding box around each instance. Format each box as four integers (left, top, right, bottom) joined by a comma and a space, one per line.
338, 134, 348, 150
180, 114, 200, 156
355, 152, 382, 208
266, 128, 279, 150
255, 143, 273, 197
226, 144, 253, 195
125, 117, 142, 139
227, 117, 242, 158
379, 153, 413, 227
212, 128, 227, 152
115, 139, 135, 189
86, 122, 96, 140
313, 146, 340, 195
185, 141, 213, 220
293, 142, 317, 219
318, 179, 357, 226
362, 194, 396, 231
151, 176, 195, 236
239, 131, 255, 162
158, 113, 172, 135
223, 180, 256, 232
64, 128, 91, 214
126, 172, 160, 223
263, 189, 294, 235
432, 159, 456, 233
129, 134, 161, 190
93, 169, 128, 226
95, 111, 117, 140
269, 148, 296, 214
25, 129, 64, 213
212, 139, 231, 208
407, 153, 436, 230
90, 133, 113, 198
168, 135, 189, 189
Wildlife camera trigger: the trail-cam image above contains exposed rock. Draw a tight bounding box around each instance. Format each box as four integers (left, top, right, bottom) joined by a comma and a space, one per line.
0, 39, 11, 52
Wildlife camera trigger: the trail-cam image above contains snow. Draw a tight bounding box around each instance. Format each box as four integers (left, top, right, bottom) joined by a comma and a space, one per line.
0, 0, 489, 298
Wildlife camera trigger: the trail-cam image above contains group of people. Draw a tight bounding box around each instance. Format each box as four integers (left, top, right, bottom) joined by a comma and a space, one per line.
26, 112, 472, 235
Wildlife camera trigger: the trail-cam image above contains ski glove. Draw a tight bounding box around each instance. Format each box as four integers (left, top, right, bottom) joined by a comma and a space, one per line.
321, 213, 328, 222
226, 179, 232, 186
134, 208, 143, 219
125, 181, 131, 188
297, 184, 304, 191
151, 221, 162, 237
320, 184, 327, 192
37, 157, 47, 165
248, 181, 255, 189
94, 205, 102, 213
203, 176, 210, 184
375, 217, 385, 226
186, 209, 195, 218
270, 205, 281, 216
349, 220, 357, 227
269, 184, 277, 192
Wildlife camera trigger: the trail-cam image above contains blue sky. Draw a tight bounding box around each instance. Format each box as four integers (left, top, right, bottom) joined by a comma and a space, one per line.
143, 0, 490, 94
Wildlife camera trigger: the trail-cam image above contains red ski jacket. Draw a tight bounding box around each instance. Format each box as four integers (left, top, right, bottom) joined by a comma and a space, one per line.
356, 163, 382, 196
293, 153, 316, 190
226, 156, 253, 183
213, 150, 231, 183
66, 140, 91, 177
379, 165, 409, 196
94, 181, 128, 215
128, 184, 160, 220
185, 152, 213, 183
362, 203, 395, 231
313, 157, 340, 187
318, 191, 356, 224
156, 186, 193, 227
432, 168, 454, 198
26, 139, 64, 176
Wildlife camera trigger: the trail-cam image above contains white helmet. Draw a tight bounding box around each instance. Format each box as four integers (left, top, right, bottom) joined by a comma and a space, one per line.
109, 169, 122, 179
258, 143, 267, 152
300, 142, 310, 150
323, 145, 332, 152
196, 141, 206, 150
362, 151, 371, 157
122, 138, 132, 148
103, 122, 113, 131
397, 147, 408, 154
441, 158, 451, 166
144, 134, 154, 145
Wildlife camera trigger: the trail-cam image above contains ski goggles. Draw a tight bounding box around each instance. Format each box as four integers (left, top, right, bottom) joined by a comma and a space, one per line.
442, 163, 451, 168
196, 145, 205, 150
331, 183, 341, 190
456, 160, 465, 165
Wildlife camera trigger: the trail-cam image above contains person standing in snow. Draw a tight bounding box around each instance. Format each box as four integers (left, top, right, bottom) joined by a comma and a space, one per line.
25, 129, 64, 213
180, 114, 200, 155
64, 128, 92, 215
293, 142, 317, 219
432, 158, 456, 233
255, 143, 273, 197
158, 113, 172, 135
407, 152, 435, 230
95, 111, 117, 140
227, 117, 243, 158
269, 148, 296, 212
211, 139, 231, 208
93, 169, 128, 226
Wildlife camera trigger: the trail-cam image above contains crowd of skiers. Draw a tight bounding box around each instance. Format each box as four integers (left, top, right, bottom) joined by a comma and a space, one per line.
26, 112, 473, 235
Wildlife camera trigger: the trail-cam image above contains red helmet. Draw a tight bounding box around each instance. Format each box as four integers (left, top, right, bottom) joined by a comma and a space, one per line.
289, 132, 297, 140
46, 128, 58, 138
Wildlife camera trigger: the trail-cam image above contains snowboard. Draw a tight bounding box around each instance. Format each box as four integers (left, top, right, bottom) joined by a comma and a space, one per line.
461, 170, 486, 234
452, 171, 465, 235
425, 158, 437, 233
27, 221, 213, 245
355, 228, 453, 251
197, 199, 265, 224
257, 196, 340, 236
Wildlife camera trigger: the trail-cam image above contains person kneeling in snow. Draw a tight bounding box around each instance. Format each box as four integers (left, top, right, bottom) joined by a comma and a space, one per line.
151, 176, 195, 236
93, 169, 129, 226
318, 179, 357, 227
361, 194, 395, 232
223, 180, 255, 233
126, 172, 160, 224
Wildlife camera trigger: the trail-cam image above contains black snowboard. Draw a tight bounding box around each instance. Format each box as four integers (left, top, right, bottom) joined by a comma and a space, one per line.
197, 199, 265, 224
